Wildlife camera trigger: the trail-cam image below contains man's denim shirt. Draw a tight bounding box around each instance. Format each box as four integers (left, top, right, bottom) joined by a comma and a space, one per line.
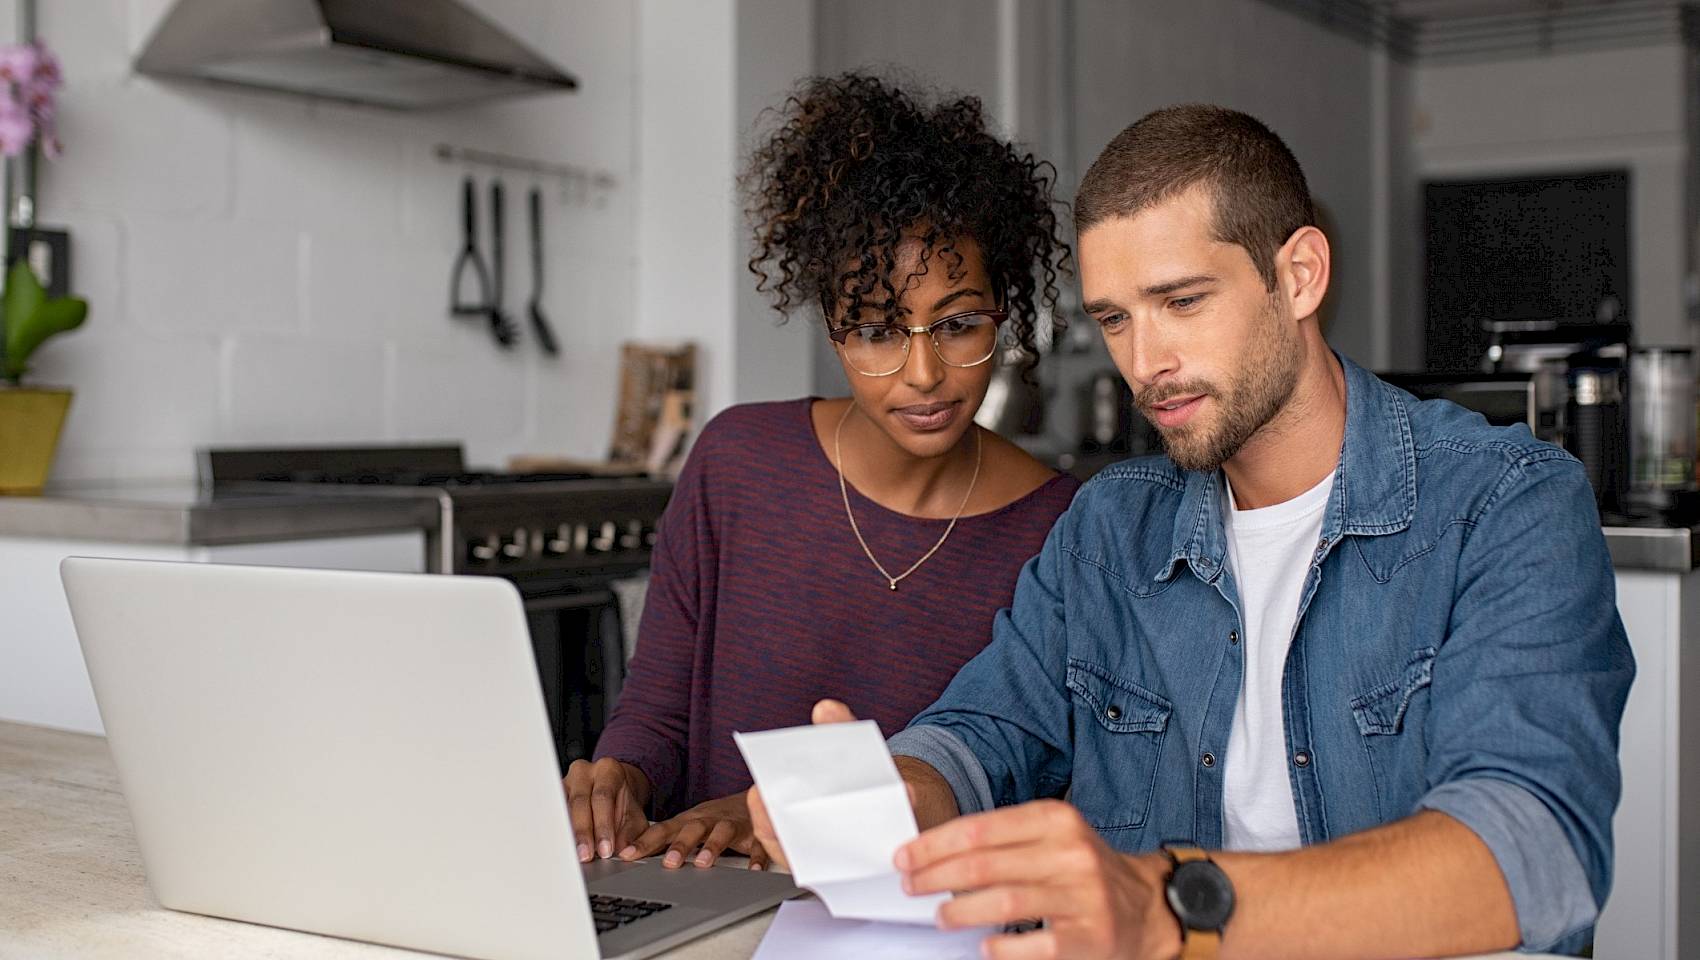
888, 355, 1634, 954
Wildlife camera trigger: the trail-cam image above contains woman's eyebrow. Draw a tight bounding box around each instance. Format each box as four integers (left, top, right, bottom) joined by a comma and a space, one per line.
929, 287, 985, 312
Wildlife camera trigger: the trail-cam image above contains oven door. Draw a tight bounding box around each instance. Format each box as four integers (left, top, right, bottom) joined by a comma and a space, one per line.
518, 586, 627, 772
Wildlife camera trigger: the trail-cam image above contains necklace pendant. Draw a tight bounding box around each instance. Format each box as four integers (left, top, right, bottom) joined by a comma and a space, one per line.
889, 580, 899, 591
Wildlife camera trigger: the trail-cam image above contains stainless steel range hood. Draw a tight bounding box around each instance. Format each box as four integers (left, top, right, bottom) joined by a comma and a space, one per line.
135, 0, 578, 110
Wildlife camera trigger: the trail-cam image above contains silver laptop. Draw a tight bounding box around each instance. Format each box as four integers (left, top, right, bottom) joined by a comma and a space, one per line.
60, 557, 798, 960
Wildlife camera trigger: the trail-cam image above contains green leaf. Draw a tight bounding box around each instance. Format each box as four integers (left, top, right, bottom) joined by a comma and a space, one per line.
2, 261, 87, 382
3, 258, 44, 340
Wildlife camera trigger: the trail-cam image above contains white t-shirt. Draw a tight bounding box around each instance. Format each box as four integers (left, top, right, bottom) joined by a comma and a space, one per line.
1220, 468, 1335, 853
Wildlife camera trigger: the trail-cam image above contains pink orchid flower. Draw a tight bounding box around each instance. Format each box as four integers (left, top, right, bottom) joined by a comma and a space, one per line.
0, 44, 38, 85
30, 41, 60, 88
0, 95, 35, 156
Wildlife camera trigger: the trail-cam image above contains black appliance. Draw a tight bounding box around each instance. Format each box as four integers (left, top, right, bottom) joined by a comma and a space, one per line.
1379, 372, 1538, 431
1423, 170, 1630, 375
201, 444, 674, 769
1386, 319, 1636, 517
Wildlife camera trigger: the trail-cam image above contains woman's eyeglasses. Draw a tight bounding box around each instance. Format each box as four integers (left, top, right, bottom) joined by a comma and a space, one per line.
827, 309, 1007, 377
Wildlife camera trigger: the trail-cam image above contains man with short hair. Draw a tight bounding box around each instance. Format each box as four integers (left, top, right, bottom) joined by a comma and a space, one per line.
751, 104, 1633, 959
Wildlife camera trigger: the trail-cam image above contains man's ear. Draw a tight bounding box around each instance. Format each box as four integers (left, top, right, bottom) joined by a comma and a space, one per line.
1276, 225, 1330, 322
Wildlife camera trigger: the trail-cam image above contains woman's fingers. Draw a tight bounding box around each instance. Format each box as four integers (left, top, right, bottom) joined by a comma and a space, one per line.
663, 819, 713, 869
562, 761, 595, 862
693, 820, 740, 867
619, 818, 679, 861
588, 770, 625, 859
747, 839, 771, 872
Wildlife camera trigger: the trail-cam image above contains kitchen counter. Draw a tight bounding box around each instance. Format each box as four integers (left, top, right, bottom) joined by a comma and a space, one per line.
1601, 522, 1700, 573
0, 720, 1561, 960
0, 720, 773, 960
0, 484, 440, 546
6, 484, 1692, 572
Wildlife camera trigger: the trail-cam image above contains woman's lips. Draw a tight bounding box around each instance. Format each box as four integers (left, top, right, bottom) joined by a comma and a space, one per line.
893, 401, 960, 432
1147, 394, 1205, 430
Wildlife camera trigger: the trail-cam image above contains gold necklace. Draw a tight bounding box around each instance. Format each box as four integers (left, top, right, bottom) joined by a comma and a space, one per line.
834, 402, 983, 591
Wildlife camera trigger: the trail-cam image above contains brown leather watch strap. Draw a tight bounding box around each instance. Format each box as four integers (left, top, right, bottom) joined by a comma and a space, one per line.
1179, 927, 1221, 960
1169, 845, 1210, 864
1165, 846, 1222, 960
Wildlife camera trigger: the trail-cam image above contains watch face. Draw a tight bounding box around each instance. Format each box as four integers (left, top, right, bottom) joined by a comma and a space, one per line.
1167, 860, 1235, 931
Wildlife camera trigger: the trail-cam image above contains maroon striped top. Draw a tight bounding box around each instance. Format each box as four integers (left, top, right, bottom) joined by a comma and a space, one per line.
592, 398, 1080, 817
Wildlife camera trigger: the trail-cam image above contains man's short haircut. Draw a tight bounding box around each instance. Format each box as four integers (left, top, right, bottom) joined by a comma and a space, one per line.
1074, 104, 1316, 290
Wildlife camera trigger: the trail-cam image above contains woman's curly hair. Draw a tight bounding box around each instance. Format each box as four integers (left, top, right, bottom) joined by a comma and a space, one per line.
742, 72, 1070, 380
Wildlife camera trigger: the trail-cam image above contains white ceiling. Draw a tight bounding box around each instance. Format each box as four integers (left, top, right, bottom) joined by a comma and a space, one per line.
1381, 0, 1673, 20
1336, 0, 1689, 60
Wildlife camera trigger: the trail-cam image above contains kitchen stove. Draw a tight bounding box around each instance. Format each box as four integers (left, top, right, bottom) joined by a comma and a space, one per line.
199, 444, 675, 768
200, 445, 673, 577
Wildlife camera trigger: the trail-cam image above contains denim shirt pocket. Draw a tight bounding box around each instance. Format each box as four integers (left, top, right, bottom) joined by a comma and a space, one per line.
1065, 659, 1172, 831
1349, 646, 1437, 818
1350, 646, 1438, 735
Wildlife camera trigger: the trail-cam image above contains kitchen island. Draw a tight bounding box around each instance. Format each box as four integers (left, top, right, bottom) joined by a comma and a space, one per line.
0, 720, 1566, 960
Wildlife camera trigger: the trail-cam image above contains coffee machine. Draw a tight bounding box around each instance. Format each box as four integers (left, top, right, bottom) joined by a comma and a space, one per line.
1479, 320, 1700, 520
1481, 320, 1630, 513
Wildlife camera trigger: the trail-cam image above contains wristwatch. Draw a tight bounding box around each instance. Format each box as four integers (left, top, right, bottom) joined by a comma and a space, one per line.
1162, 845, 1235, 960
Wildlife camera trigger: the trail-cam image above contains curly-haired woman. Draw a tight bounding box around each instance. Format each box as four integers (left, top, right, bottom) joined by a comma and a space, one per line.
564, 73, 1078, 871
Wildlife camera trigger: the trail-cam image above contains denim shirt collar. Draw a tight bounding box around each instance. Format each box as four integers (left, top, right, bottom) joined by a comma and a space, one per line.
1157, 352, 1417, 583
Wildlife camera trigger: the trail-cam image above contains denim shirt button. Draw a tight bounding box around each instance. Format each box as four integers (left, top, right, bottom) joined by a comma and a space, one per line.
1105, 705, 1122, 721
1228, 630, 1239, 645
1200, 752, 1216, 768
1294, 751, 1311, 768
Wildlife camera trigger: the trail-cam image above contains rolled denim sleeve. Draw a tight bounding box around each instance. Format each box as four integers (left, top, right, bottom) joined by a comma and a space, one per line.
1423, 453, 1634, 953
886, 724, 997, 815
1419, 778, 1598, 954
890, 509, 1077, 810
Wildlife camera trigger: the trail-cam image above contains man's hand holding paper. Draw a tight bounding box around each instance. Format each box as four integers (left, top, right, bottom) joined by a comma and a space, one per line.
734, 701, 950, 924
742, 698, 1185, 960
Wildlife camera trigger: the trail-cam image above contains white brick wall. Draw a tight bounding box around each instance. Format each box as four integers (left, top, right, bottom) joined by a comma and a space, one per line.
23, 0, 640, 482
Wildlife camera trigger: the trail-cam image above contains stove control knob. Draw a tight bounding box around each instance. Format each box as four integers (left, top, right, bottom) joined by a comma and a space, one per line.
573, 523, 590, 554
590, 521, 617, 554
619, 519, 643, 551
501, 527, 529, 560
545, 524, 572, 556
469, 535, 499, 563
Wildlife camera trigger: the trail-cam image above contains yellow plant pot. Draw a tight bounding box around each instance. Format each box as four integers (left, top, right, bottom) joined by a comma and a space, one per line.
0, 387, 72, 495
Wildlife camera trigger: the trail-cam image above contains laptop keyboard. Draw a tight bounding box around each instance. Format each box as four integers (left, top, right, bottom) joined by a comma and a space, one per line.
589, 893, 674, 935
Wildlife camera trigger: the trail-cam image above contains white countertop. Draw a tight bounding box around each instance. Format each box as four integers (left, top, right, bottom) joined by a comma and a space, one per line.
0, 721, 1556, 960
0, 483, 440, 546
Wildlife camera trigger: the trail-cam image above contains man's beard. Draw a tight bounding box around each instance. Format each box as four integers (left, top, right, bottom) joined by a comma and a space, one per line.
1138, 301, 1304, 473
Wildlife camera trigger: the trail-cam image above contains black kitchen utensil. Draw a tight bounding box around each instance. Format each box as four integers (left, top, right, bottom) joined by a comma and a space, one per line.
449, 177, 491, 318
487, 179, 517, 348
526, 187, 560, 356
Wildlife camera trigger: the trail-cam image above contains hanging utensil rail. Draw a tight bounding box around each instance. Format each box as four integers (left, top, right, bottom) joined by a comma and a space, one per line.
433, 144, 615, 194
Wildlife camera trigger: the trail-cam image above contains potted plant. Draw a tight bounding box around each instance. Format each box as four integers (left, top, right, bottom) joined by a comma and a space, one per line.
0, 38, 84, 495
1, 259, 87, 493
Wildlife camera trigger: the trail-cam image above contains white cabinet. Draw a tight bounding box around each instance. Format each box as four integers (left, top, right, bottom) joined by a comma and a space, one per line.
1594, 569, 1700, 959
0, 533, 423, 735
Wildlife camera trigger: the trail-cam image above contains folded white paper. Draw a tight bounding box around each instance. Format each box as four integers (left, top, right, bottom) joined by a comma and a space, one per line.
734, 720, 948, 924
751, 898, 988, 960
